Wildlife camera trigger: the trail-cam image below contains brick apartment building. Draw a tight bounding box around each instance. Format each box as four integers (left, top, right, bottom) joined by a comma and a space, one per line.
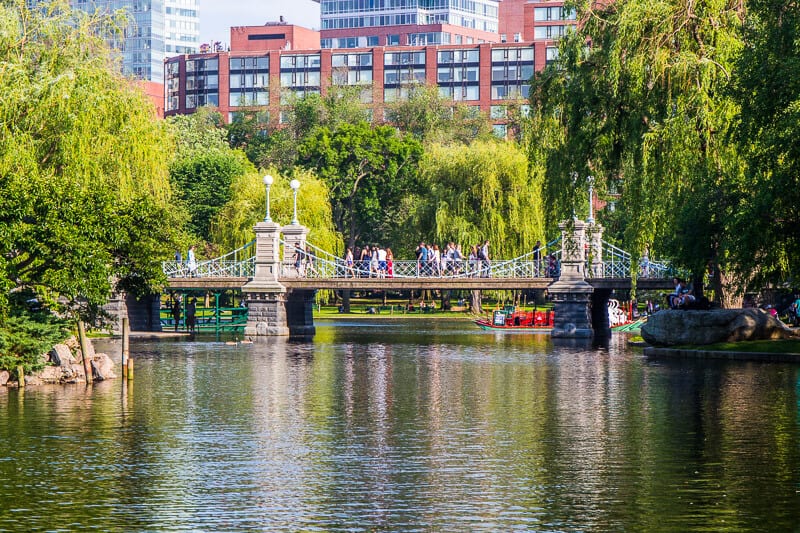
164, 1, 576, 135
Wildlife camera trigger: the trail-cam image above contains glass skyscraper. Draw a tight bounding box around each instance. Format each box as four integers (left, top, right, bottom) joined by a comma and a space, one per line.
31, 0, 199, 83
318, 0, 499, 33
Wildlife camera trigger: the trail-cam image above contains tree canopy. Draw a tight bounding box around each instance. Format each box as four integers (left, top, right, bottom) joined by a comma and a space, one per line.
0, 0, 183, 318
733, 0, 800, 286
297, 122, 423, 247
530, 0, 747, 305
415, 140, 546, 258
385, 84, 494, 145
210, 167, 341, 257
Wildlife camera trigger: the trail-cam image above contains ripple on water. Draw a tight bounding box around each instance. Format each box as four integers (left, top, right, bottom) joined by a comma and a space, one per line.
1, 322, 799, 531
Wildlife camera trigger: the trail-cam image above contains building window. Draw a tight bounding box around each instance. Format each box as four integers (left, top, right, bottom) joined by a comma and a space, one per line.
493, 124, 507, 138
490, 105, 507, 119
438, 85, 479, 101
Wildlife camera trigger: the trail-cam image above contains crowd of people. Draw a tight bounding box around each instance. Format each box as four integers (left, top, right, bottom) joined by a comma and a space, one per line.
335, 240, 559, 278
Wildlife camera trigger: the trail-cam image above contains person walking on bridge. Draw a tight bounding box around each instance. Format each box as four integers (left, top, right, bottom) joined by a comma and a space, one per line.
186, 245, 197, 277
480, 240, 490, 277
293, 243, 305, 277
344, 247, 354, 278
416, 242, 428, 276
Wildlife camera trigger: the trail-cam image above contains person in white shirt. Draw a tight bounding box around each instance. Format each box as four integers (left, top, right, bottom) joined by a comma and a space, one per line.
187, 245, 197, 277
377, 247, 388, 278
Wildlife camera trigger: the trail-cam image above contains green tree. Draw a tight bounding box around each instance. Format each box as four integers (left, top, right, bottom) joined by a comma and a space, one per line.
297, 122, 423, 247
166, 108, 257, 244
210, 167, 341, 256
530, 0, 747, 305
385, 84, 493, 144
169, 107, 228, 155
415, 140, 546, 258
0, 1, 184, 319
733, 0, 800, 285
169, 148, 254, 242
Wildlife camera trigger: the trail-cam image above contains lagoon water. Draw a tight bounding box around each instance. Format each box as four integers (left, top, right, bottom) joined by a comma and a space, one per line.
1, 318, 799, 531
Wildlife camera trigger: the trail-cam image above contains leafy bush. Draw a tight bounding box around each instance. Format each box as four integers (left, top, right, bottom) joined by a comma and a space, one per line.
0, 313, 70, 374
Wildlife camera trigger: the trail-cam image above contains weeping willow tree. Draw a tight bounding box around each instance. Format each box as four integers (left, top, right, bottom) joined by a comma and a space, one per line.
530, 0, 747, 306
415, 140, 546, 259
210, 167, 341, 258
0, 0, 184, 318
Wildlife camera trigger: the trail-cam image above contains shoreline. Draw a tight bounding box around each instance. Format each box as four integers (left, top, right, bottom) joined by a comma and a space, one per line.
644, 346, 800, 362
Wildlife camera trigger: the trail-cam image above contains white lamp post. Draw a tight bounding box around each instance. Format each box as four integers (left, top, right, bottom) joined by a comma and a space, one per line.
290, 179, 300, 225
586, 175, 595, 224
263, 174, 273, 222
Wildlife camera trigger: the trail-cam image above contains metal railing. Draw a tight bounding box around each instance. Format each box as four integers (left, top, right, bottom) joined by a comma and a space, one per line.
162, 235, 678, 281
163, 240, 255, 278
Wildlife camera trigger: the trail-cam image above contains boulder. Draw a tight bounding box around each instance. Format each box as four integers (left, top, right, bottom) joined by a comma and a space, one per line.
641, 309, 797, 346
64, 335, 80, 351
91, 353, 116, 381
50, 344, 76, 367
0, 370, 8, 386
39, 365, 64, 384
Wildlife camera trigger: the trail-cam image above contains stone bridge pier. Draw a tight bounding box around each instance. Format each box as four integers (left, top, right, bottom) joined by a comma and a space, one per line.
242, 221, 315, 337
550, 218, 610, 339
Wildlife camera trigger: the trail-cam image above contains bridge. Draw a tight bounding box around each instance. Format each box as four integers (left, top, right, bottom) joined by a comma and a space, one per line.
160, 217, 676, 339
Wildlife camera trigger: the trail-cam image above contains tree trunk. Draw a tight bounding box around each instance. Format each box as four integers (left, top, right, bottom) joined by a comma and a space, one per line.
441, 291, 451, 310
342, 290, 351, 313
714, 269, 746, 309
470, 290, 482, 314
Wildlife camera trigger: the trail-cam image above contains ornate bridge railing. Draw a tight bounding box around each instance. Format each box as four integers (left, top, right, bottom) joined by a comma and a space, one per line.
162, 236, 676, 281
599, 240, 674, 279
163, 240, 255, 278
286, 239, 563, 279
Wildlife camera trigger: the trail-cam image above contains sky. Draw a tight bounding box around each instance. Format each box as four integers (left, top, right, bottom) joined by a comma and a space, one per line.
199, 0, 321, 46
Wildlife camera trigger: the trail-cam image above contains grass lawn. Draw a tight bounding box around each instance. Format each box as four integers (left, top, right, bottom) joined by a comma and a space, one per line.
314, 300, 553, 320
675, 338, 800, 354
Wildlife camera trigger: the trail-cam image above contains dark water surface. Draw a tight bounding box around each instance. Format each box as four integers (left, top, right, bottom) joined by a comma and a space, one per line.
1, 319, 799, 532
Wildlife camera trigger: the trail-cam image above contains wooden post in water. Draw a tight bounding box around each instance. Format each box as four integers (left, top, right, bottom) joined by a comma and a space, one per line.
121, 317, 129, 379
127, 357, 134, 380
17, 365, 25, 388
78, 320, 93, 384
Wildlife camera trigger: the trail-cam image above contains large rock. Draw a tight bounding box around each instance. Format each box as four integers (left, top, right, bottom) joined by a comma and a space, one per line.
91, 353, 116, 381
39, 365, 64, 384
641, 309, 797, 346
50, 344, 76, 366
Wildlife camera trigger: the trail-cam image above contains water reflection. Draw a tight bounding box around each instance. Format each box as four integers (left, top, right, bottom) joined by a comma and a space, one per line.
0, 320, 799, 531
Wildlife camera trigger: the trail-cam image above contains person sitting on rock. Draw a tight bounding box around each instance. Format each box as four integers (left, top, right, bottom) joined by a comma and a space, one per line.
668, 278, 684, 309
677, 289, 696, 309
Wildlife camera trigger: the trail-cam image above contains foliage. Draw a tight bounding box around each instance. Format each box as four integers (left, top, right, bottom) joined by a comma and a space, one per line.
0, 1, 184, 319
233, 87, 374, 172
210, 167, 341, 256
0, 310, 70, 374
414, 140, 546, 258
297, 122, 423, 247
529, 0, 747, 305
385, 84, 494, 145
733, 0, 800, 284
170, 147, 254, 242
167, 107, 228, 157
